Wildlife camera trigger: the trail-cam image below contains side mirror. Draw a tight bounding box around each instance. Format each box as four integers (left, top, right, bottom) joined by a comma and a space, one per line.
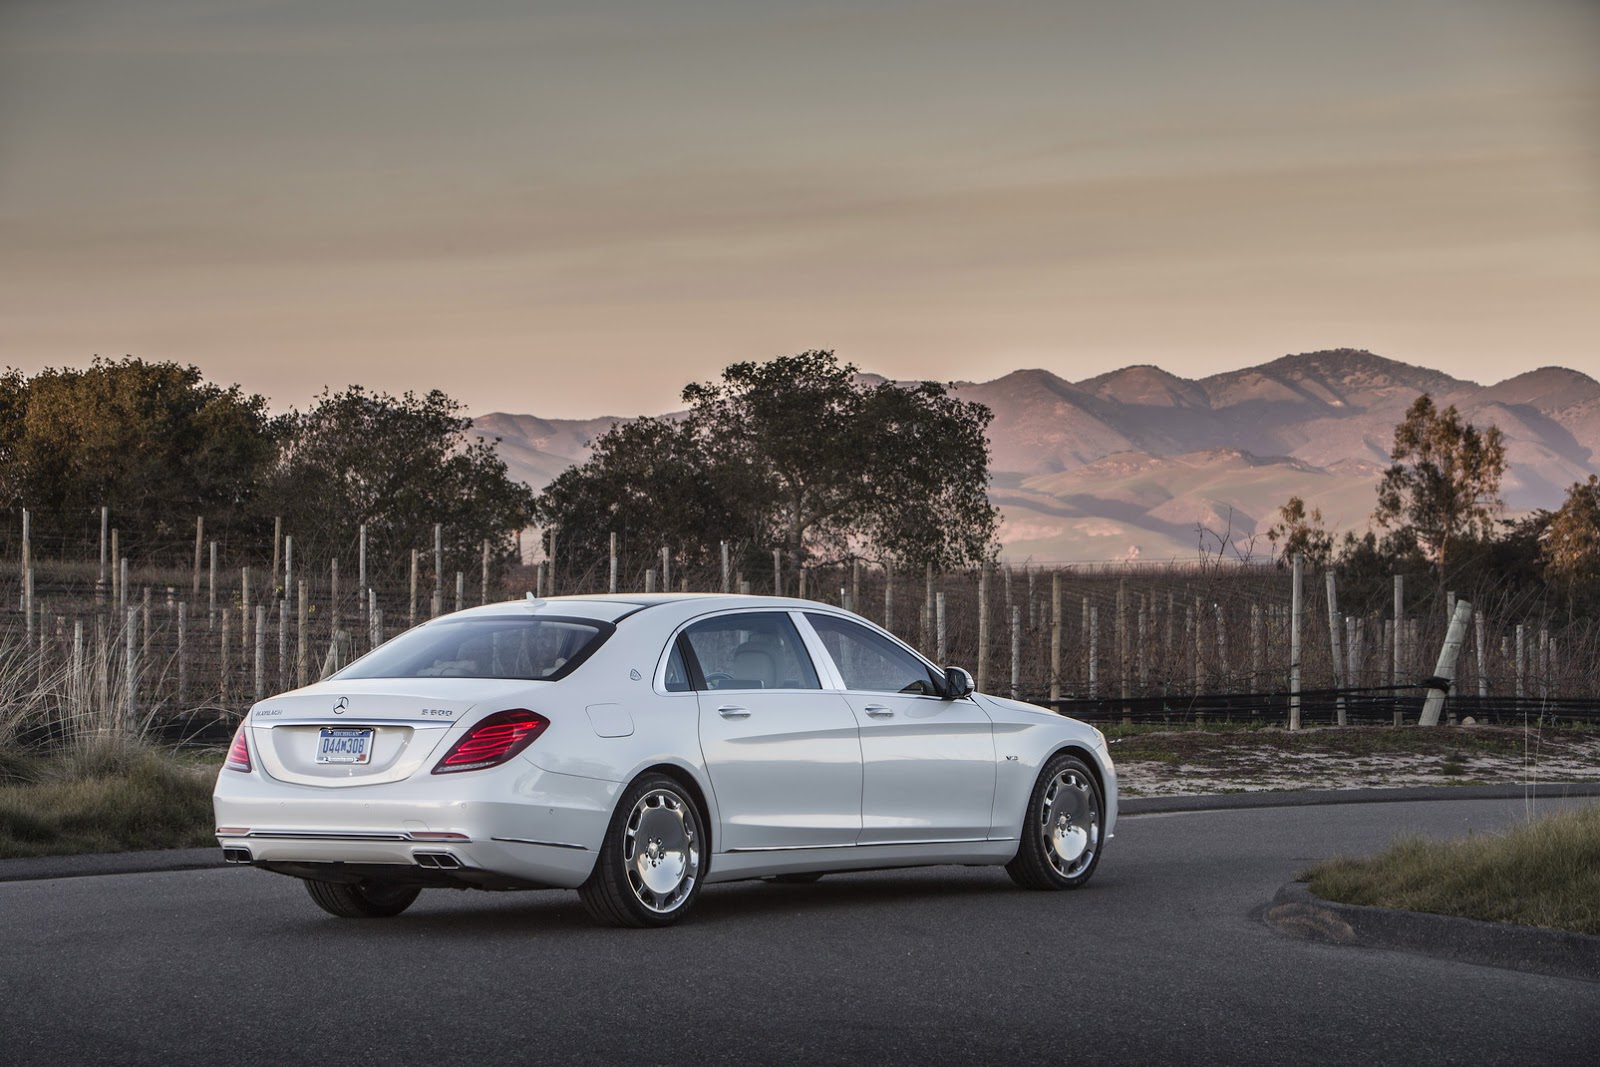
943, 666, 975, 700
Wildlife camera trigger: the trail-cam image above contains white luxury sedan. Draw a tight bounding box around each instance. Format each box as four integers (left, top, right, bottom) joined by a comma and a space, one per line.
214, 593, 1117, 927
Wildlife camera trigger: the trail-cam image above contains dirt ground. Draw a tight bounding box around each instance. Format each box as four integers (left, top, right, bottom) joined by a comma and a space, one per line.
1109, 724, 1600, 797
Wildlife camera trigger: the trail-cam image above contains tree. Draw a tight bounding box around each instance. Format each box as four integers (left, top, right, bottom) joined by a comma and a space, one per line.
537, 351, 999, 575
0, 357, 278, 555
266, 387, 535, 583
1373, 395, 1506, 569
1265, 496, 1334, 567
534, 416, 759, 575
1543, 475, 1600, 607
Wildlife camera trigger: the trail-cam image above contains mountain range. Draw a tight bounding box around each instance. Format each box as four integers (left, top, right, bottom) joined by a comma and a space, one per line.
472, 349, 1600, 563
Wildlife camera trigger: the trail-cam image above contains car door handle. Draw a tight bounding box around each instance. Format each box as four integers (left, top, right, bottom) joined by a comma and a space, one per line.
717, 705, 751, 719
864, 704, 894, 718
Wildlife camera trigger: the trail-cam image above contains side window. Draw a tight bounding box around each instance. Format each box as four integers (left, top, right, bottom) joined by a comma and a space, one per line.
663, 641, 691, 693
806, 613, 942, 696
681, 613, 821, 691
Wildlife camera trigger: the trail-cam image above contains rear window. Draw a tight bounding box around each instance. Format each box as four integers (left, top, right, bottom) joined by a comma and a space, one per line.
336, 616, 610, 681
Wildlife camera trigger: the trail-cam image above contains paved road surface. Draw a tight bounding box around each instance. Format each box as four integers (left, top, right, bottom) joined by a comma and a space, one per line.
3, 796, 1595, 1065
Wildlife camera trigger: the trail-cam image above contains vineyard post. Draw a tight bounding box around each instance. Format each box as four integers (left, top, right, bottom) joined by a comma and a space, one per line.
1118, 579, 1129, 718
1088, 604, 1099, 699
1010, 605, 1020, 700
852, 557, 861, 613
935, 591, 947, 664
611, 533, 620, 594
1289, 553, 1303, 730
1419, 599, 1472, 726
1138, 593, 1150, 692
772, 548, 782, 597
1049, 571, 1061, 702
923, 563, 934, 652
661, 546, 671, 592
284, 535, 294, 606
1214, 602, 1228, 695
278, 598, 288, 690
296, 579, 309, 688
739, 578, 751, 595
177, 602, 187, 698
192, 515, 203, 597
483, 538, 492, 604
1515, 623, 1526, 699
125, 605, 138, 728
409, 549, 418, 626
1392, 574, 1404, 726
241, 566, 252, 659
254, 603, 267, 701
119, 557, 128, 611
208, 541, 217, 630
976, 567, 990, 694
360, 524, 369, 618
455, 571, 463, 613
432, 524, 443, 618
718, 540, 728, 594
272, 516, 282, 595
645, 568, 656, 594
97, 505, 109, 603
220, 607, 231, 703
1474, 611, 1488, 698
111, 528, 120, 604
1326, 570, 1346, 726
883, 562, 893, 630
72, 619, 85, 700
1345, 615, 1359, 690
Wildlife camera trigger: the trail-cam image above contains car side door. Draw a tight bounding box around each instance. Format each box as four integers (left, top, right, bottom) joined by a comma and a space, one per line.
683, 611, 863, 852
801, 612, 996, 846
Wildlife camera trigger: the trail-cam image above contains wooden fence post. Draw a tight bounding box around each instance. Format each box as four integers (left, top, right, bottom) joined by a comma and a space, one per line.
976, 567, 990, 694
935, 591, 947, 665
1474, 610, 1488, 699
1289, 553, 1303, 731
192, 515, 203, 597
1049, 571, 1062, 702
1326, 569, 1346, 726
296, 579, 309, 688
254, 603, 267, 701
1419, 599, 1473, 726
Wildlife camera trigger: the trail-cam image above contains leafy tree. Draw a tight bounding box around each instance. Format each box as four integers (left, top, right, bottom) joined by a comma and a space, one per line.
1543, 475, 1600, 608
266, 387, 535, 583
1265, 495, 1334, 567
534, 416, 758, 575
1373, 395, 1506, 569
0, 357, 278, 555
537, 351, 999, 575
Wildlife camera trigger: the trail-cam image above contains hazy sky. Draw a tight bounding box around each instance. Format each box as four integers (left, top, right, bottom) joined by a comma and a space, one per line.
2, 0, 1596, 418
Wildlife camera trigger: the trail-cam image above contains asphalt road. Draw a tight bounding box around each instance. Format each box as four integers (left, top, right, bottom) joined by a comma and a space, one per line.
3, 796, 1596, 1066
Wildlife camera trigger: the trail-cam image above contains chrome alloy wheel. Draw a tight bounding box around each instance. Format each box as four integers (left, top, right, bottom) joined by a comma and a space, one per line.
1040, 767, 1099, 879
624, 789, 699, 913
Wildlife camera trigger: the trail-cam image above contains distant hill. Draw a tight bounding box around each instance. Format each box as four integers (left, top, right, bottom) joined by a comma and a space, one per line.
470, 349, 1600, 562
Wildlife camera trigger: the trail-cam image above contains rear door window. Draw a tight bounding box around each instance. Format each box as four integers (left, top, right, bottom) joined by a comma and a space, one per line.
681, 613, 821, 691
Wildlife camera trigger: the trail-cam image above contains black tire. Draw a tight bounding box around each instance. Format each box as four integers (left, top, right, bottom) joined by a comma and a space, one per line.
579, 773, 708, 928
766, 872, 824, 885
303, 878, 421, 918
1006, 752, 1105, 890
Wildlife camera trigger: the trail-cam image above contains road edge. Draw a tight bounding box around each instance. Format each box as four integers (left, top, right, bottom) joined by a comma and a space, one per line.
1265, 880, 1600, 983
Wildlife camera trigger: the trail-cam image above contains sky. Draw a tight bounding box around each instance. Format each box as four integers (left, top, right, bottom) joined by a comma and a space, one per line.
1, 0, 1597, 419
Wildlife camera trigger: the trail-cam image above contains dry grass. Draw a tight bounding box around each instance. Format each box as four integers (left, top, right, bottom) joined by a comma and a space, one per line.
1303, 805, 1600, 934
0, 742, 219, 859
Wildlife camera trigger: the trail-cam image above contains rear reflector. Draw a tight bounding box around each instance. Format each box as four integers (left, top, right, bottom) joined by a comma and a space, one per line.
225, 723, 252, 773
431, 709, 549, 774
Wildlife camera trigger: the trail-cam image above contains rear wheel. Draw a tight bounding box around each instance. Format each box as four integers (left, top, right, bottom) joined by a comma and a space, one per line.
579, 773, 707, 928
303, 878, 421, 918
1006, 753, 1104, 890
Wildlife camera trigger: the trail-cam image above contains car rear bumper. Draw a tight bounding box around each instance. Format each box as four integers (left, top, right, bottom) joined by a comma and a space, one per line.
212, 763, 620, 889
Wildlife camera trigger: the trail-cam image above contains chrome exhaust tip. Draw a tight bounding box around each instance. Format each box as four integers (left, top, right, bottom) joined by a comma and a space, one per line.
414, 852, 462, 870
221, 846, 253, 864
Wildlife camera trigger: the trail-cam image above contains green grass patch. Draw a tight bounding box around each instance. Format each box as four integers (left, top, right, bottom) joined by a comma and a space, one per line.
0, 745, 221, 859
1303, 804, 1600, 935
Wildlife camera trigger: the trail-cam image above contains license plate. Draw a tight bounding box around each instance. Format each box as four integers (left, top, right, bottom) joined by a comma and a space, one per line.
316, 727, 374, 765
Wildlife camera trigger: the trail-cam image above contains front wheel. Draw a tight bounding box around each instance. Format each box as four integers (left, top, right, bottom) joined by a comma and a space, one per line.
1006, 753, 1104, 890
579, 774, 707, 927
303, 878, 421, 918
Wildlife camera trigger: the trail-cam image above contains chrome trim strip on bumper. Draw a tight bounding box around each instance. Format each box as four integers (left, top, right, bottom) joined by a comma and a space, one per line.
216, 830, 476, 843
491, 836, 589, 851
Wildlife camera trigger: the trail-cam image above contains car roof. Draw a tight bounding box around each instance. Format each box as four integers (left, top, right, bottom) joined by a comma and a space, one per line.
440, 592, 852, 627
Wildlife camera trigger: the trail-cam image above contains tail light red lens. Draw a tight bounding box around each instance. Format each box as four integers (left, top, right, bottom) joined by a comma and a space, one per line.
225, 723, 252, 773
431, 710, 549, 774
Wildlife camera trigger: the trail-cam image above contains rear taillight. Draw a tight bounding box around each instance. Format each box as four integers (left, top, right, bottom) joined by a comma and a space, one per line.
431, 710, 549, 774
225, 723, 252, 773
